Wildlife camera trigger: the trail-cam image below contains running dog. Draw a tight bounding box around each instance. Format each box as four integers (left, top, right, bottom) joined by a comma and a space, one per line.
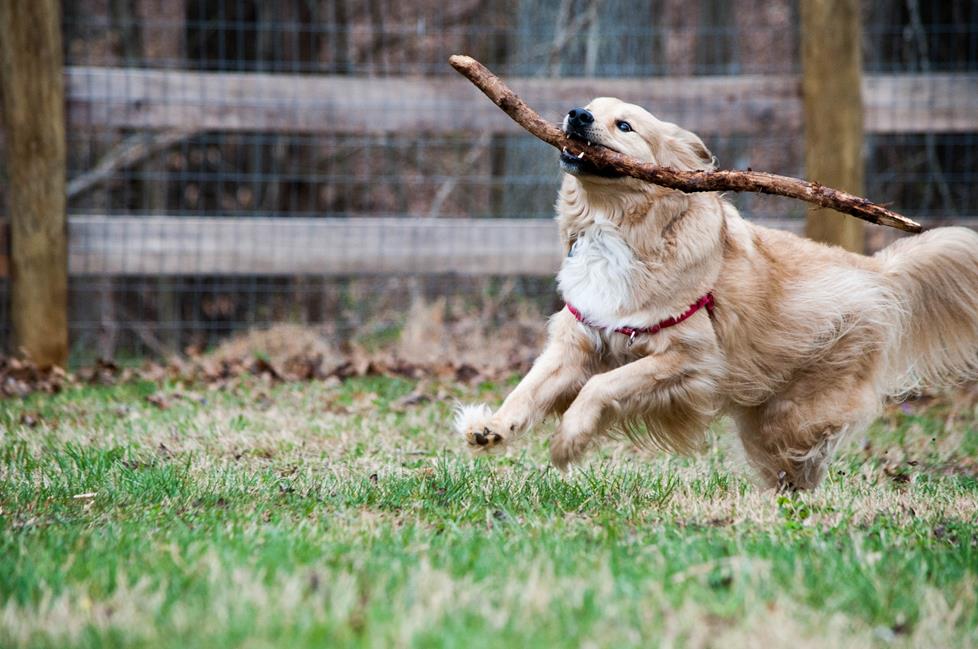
456, 97, 978, 489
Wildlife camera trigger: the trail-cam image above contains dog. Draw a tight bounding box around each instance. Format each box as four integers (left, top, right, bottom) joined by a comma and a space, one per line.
456, 97, 978, 489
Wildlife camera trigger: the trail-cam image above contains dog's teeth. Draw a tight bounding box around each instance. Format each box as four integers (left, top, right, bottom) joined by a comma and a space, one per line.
577, 151, 585, 159
587, 141, 591, 147
562, 147, 568, 154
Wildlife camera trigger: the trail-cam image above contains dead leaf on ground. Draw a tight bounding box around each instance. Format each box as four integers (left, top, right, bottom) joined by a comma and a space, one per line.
2, 300, 547, 397
391, 382, 433, 411
145, 392, 172, 410
1, 357, 72, 397
19, 412, 42, 428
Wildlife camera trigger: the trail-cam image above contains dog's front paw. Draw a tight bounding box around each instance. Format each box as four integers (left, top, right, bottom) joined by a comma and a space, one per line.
454, 403, 507, 454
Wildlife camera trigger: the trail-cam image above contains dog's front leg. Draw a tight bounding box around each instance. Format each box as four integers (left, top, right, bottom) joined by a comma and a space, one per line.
456, 312, 595, 453
550, 350, 719, 469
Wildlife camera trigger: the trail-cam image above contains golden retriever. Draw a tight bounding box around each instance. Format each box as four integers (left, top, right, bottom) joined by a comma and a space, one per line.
456, 97, 978, 489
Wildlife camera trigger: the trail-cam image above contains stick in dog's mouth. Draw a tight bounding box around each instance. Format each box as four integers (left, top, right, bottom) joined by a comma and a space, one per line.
559, 130, 625, 178
560, 148, 623, 177
448, 53, 922, 233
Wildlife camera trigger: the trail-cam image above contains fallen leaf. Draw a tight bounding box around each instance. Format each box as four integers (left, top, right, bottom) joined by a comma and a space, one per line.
146, 392, 171, 409
19, 412, 41, 428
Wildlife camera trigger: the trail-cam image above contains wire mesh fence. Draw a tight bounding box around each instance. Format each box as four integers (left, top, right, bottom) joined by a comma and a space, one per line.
0, 0, 976, 361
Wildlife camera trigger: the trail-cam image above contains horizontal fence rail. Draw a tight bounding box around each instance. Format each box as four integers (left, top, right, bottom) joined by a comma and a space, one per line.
0, 215, 970, 278
58, 67, 978, 135
66, 215, 567, 276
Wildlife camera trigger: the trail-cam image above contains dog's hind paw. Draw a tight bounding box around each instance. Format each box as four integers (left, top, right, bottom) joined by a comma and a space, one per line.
454, 403, 506, 454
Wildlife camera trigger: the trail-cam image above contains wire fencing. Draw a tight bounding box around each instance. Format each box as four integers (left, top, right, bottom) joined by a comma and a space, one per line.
0, 0, 975, 361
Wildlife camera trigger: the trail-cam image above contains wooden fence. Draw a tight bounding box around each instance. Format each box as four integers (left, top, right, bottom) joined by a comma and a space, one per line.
0, 213, 966, 279
2, 7, 978, 363
63, 66, 978, 136
0, 66, 973, 279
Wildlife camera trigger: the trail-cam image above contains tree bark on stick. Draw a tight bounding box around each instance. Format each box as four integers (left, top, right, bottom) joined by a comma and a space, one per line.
449, 55, 921, 234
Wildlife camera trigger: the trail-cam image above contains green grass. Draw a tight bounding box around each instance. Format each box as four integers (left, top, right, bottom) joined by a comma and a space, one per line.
1, 377, 977, 648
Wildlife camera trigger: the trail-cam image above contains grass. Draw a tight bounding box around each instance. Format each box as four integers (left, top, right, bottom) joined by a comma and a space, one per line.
1, 376, 977, 648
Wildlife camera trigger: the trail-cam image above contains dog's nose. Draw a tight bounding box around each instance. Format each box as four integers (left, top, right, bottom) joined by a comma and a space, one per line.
566, 107, 594, 132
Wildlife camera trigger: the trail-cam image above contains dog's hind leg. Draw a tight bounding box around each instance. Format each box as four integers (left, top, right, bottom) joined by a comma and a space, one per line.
734, 381, 880, 490
736, 416, 844, 491
456, 311, 597, 453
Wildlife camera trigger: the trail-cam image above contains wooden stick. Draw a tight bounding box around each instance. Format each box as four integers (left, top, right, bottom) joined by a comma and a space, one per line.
449, 54, 921, 234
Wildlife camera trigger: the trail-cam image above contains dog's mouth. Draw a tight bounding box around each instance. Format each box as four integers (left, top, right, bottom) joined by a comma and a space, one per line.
559, 132, 624, 178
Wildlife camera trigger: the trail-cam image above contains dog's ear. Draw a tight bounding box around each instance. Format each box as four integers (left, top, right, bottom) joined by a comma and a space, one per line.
663, 126, 717, 172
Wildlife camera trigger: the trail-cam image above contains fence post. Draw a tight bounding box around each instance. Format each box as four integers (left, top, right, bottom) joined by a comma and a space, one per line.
0, 0, 69, 367
800, 0, 865, 252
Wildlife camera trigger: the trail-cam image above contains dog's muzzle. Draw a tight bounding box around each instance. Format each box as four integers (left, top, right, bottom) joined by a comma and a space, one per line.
559, 107, 622, 178
564, 107, 594, 139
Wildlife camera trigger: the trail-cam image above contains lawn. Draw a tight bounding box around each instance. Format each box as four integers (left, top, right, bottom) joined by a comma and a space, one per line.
1, 375, 977, 648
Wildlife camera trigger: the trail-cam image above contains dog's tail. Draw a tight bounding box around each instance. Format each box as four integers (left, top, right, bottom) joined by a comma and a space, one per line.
877, 226, 978, 395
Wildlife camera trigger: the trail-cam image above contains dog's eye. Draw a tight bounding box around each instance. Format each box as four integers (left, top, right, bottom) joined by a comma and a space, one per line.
616, 120, 633, 133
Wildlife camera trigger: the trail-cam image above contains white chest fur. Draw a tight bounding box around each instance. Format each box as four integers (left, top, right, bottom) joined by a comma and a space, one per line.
557, 223, 639, 326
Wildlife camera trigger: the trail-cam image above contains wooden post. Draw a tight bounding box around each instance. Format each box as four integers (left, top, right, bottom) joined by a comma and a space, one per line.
801, 0, 865, 252
0, 0, 69, 367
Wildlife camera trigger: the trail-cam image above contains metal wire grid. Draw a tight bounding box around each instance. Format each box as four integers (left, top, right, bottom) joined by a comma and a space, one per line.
863, 1, 978, 226
0, 0, 976, 360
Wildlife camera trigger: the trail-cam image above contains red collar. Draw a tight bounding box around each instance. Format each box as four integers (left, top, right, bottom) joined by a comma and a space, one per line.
566, 293, 715, 342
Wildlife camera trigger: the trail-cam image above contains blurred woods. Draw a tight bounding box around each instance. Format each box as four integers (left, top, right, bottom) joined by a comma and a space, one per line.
0, 0, 975, 360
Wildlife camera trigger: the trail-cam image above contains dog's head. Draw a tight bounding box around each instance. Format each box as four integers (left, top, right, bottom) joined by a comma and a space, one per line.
560, 97, 716, 186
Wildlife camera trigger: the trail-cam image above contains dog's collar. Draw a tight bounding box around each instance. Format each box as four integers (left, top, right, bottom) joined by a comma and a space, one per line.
566, 293, 715, 343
